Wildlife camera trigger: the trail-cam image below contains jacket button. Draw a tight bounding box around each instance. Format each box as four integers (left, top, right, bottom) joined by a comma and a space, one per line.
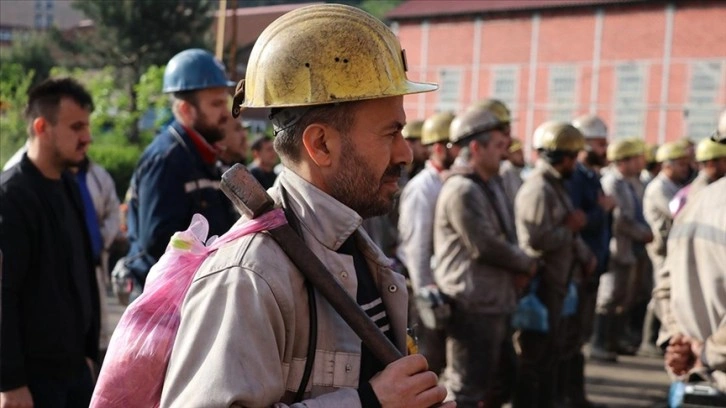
340, 271, 348, 279
345, 363, 352, 372
388, 284, 398, 293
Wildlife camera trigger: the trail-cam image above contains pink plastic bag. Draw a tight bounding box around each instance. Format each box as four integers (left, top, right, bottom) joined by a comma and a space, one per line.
90, 209, 287, 407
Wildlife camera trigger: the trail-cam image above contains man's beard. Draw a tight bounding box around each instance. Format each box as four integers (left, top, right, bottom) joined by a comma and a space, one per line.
584, 150, 607, 168
328, 137, 403, 219
194, 113, 226, 144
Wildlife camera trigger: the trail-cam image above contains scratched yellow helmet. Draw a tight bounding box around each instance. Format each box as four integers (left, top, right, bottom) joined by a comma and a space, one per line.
509, 137, 523, 153
468, 99, 511, 123
402, 120, 424, 140
695, 138, 726, 162
535, 121, 585, 153
233, 4, 437, 115
422, 112, 455, 145
655, 142, 688, 163
607, 139, 644, 161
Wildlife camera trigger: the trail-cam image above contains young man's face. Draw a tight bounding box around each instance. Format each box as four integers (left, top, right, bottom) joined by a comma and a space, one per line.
47, 97, 92, 168
256, 139, 278, 168
218, 119, 248, 163
405, 138, 428, 165
328, 96, 411, 218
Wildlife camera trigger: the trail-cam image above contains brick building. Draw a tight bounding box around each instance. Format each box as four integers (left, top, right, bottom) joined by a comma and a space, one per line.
387, 0, 726, 154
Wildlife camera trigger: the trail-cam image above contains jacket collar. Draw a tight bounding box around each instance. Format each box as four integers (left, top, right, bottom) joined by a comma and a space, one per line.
275, 169, 361, 252
273, 169, 392, 267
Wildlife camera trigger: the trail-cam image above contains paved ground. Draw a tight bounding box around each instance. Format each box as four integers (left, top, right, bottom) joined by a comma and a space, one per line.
104, 295, 671, 407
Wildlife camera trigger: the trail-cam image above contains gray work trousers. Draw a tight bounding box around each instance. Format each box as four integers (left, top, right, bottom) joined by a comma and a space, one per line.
444, 307, 508, 408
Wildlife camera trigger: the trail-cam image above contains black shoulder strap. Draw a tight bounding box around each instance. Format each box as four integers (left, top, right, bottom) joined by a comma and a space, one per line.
280, 185, 317, 403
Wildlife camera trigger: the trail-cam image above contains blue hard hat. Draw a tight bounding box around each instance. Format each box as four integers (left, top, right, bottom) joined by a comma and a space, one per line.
162, 48, 236, 93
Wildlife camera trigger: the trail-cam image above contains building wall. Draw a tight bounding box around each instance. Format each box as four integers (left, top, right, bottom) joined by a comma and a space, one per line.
394, 0, 726, 154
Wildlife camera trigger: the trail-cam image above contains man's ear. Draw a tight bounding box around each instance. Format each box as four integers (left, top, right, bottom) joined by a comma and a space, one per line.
32, 117, 47, 138
178, 100, 196, 123
301, 123, 335, 167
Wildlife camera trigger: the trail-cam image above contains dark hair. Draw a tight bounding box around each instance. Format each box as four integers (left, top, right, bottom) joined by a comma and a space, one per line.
273, 101, 358, 164
24, 77, 94, 136
540, 149, 578, 165
172, 90, 199, 108
250, 135, 273, 152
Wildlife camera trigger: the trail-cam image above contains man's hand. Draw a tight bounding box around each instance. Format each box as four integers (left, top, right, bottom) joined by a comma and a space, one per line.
597, 193, 616, 212
0, 386, 33, 408
370, 354, 454, 408
564, 210, 587, 233
665, 334, 694, 376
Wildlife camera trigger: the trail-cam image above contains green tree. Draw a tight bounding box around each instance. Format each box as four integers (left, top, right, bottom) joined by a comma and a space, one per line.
0, 64, 35, 167
54, 0, 215, 143
0, 32, 56, 88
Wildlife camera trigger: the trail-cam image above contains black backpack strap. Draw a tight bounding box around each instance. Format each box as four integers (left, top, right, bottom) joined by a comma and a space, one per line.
280, 186, 318, 402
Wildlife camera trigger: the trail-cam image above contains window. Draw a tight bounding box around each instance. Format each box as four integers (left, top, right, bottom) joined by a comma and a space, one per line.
686, 61, 723, 140
46, 14, 53, 27
0, 29, 12, 42
490, 65, 518, 110
548, 65, 577, 122
613, 63, 646, 138
34, 14, 45, 29
46, 0, 54, 11
436, 68, 463, 112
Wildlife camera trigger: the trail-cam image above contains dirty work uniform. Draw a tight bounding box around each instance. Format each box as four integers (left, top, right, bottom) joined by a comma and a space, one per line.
161, 169, 408, 407
514, 160, 592, 408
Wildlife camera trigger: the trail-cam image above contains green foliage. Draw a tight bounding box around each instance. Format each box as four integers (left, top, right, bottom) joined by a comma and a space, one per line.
0, 64, 35, 168
359, 0, 403, 20
0, 32, 56, 87
88, 144, 142, 200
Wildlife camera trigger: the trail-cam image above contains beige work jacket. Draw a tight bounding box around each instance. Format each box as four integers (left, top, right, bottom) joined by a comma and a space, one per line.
434, 173, 533, 314
161, 169, 408, 407
514, 160, 592, 293
601, 168, 652, 266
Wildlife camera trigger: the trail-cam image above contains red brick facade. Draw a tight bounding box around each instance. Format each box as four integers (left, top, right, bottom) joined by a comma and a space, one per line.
390, 0, 726, 154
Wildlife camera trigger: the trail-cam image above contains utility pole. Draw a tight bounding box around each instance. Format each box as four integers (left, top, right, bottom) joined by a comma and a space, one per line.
215, 0, 227, 60
229, 0, 238, 79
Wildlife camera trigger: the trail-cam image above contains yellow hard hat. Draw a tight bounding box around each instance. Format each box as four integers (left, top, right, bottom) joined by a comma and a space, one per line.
402, 120, 424, 140
534, 121, 585, 152
656, 141, 689, 163
233, 4, 437, 113
422, 112, 455, 145
644, 144, 658, 164
607, 139, 644, 161
509, 137, 523, 153
571, 114, 608, 139
449, 109, 504, 145
695, 138, 726, 162
468, 99, 511, 123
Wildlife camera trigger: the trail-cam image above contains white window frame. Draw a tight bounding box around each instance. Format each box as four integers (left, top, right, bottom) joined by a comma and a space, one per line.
548, 65, 578, 122
436, 67, 463, 113
686, 61, 723, 140
613, 63, 647, 138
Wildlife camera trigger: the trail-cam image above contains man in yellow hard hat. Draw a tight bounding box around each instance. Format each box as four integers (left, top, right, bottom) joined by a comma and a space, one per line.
162, 5, 450, 408
669, 137, 726, 217
401, 119, 428, 183
434, 108, 537, 408
597, 140, 654, 360
643, 142, 690, 274
514, 121, 596, 407
397, 111, 459, 379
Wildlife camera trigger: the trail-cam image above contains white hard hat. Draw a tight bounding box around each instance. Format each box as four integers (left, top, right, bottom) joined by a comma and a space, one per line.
572, 114, 608, 139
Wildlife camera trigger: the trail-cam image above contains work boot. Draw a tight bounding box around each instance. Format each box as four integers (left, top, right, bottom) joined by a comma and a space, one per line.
568, 353, 608, 408
589, 314, 617, 362
607, 314, 638, 356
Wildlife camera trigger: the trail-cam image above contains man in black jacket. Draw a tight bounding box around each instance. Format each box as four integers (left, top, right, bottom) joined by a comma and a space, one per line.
0, 78, 100, 408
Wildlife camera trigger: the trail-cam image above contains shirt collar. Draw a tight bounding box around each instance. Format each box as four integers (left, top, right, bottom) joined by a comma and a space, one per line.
182, 125, 217, 165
